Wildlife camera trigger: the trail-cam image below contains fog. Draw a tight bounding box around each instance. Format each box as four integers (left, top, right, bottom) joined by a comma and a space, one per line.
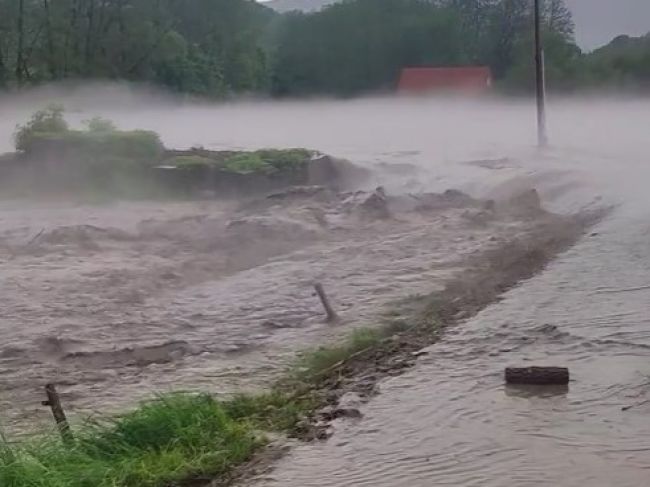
1, 85, 650, 485
1, 83, 648, 203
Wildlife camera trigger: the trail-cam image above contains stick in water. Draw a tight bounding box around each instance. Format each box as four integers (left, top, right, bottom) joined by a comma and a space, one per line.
314, 282, 339, 322
42, 383, 74, 445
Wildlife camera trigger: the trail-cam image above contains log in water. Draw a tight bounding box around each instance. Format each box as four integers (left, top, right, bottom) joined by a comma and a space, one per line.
505, 366, 570, 385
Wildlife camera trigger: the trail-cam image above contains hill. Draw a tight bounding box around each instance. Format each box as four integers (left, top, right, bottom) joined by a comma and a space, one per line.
265, 0, 338, 13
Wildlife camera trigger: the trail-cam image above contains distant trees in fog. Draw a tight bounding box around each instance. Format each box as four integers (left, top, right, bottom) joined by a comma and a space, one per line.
0, 0, 647, 96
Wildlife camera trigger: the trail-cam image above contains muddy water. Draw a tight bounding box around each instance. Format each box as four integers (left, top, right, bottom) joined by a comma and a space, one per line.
1, 90, 650, 483
0, 189, 544, 431
240, 123, 650, 484
249, 208, 650, 487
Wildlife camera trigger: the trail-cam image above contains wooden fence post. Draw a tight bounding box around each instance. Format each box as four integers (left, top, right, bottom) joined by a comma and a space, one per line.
314, 282, 339, 323
42, 383, 74, 445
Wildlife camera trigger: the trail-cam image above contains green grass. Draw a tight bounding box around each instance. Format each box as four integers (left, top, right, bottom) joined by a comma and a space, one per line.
221, 149, 312, 175
222, 391, 318, 432
0, 394, 263, 487
0, 309, 430, 486
293, 327, 385, 384
222, 153, 275, 174
0, 327, 395, 487
256, 148, 312, 171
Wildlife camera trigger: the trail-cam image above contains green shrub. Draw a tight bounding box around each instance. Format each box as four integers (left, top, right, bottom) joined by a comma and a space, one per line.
220, 149, 311, 174
14, 104, 68, 152
222, 153, 274, 174
255, 148, 312, 171
14, 108, 163, 164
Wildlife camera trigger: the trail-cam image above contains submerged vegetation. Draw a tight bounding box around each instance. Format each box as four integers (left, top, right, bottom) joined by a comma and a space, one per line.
167, 148, 313, 174
0, 108, 315, 199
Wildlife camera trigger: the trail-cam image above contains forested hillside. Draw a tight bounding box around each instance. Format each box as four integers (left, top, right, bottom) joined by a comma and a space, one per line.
0, 0, 647, 97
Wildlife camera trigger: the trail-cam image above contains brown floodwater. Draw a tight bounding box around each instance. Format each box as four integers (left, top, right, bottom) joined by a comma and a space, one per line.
1, 88, 649, 484
248, 209, 650, 487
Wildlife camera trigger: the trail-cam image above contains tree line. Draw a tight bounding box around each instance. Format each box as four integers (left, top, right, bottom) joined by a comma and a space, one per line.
0, 0, 648, 97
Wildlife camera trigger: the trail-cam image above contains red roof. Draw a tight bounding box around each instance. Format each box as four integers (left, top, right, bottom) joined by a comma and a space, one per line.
398, 66, 492, 94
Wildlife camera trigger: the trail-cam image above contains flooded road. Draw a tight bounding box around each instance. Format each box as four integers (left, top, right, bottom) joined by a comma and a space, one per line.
249, 206, 650, 487
1, 89, 649, 483
233, 102, 649, 485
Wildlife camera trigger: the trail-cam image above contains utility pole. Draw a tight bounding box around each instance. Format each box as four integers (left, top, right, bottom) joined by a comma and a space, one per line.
534, 0, 548, 147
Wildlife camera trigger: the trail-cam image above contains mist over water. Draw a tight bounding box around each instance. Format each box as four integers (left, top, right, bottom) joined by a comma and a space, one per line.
2, 84, 650, 485
1, 84, 648, 198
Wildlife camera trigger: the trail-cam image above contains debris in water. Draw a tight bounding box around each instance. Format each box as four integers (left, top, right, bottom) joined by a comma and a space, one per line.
505, 366, 570, 385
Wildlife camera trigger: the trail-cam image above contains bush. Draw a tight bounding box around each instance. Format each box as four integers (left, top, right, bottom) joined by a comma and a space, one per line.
256, 148, 312, 171
14, 104, 68, 152
14, 108, 163, 163
221, 149, 312, 174
222, 153, 274, 174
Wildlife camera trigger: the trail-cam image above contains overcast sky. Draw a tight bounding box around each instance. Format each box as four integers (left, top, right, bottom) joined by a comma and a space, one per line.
566, 0, 650, 49
260, 0, 650, 50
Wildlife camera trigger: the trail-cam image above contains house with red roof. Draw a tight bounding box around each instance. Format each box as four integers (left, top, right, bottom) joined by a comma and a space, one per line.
397, 66, 492, 94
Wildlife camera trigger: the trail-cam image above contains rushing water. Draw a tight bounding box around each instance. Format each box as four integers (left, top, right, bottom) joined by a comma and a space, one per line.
227, 99, 649, 486
248, 208, 650, 487
1, 88, 649, 482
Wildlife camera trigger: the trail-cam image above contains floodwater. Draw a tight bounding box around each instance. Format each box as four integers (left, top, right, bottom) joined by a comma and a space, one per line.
249, 208, 650, 487
1, 87, 650, 484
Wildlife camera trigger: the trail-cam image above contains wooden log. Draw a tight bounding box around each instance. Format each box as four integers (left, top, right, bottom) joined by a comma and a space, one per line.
42, 383, 74, 445
505, 366, 569, 385
313, 282, 339, 322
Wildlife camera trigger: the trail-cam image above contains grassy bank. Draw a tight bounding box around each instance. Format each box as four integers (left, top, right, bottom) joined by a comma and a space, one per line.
0, 393, 305, 487
0, 394, 258, 486
0, 324, 409, 487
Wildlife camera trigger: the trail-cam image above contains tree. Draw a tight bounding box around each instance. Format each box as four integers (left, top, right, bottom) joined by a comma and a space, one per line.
442, 0, 499, 61
272, 0, 465, 96
544, 0, 574, 39
0, 0, 646, 96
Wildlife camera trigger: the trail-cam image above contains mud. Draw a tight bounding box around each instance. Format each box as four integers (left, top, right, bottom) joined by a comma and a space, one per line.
0, 183, 566, 433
